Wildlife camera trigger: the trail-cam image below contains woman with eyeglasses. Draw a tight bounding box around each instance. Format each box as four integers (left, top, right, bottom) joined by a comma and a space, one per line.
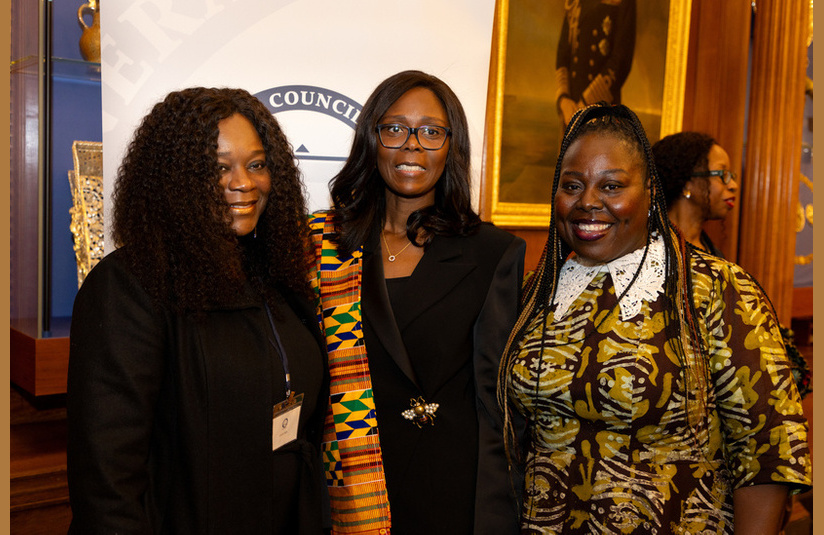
651, 131, 739, 256
309, 70, 525, 535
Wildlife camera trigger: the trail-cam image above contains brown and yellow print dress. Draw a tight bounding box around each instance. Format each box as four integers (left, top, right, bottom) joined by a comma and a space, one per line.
509, 251, 811, 534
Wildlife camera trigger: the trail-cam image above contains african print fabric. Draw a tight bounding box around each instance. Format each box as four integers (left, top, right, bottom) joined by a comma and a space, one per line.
509, 250, 811, 534
309, 213, 392, 534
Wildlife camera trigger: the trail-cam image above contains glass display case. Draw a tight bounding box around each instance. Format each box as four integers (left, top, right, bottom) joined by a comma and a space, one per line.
11, 0, 102, 396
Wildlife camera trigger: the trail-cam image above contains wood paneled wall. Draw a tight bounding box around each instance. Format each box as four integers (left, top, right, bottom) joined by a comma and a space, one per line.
682, 0, 809, 324
737, 0, 810, 324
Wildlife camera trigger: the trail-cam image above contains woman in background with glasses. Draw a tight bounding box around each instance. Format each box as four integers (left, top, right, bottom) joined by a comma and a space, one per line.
651, 131, 739, 256
309, 70, 525, 535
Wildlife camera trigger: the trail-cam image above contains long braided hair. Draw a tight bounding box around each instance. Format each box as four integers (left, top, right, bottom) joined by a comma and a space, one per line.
497, 103, 710, 465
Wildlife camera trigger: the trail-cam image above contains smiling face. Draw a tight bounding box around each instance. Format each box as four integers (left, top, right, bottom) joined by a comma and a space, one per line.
376, 87, 450, 206
217, 113, 272, 236
555, 132, 650, 265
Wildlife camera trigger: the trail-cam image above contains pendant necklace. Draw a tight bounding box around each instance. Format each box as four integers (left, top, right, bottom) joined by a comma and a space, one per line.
382, 230, 412, 262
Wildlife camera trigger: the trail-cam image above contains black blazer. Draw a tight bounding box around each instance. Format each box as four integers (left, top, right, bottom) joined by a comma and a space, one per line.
361, 223, 525, 535
66, 247, 328, 534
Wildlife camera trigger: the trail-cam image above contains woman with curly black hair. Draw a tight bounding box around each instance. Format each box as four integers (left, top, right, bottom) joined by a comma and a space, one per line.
651, 131, 738, 256
67, 87, 328, 534
309, 70, 525, 534
499, 103, 810, 533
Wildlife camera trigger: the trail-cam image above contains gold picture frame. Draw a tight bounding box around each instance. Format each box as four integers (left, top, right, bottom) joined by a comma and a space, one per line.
482, 0, 692, 228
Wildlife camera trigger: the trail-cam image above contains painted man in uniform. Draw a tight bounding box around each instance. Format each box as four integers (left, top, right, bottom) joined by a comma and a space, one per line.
555, 0, 637, 129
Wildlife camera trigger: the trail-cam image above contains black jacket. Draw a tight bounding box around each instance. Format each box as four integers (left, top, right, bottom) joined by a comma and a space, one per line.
67, 247, 328, 534
362, 223, 525, 535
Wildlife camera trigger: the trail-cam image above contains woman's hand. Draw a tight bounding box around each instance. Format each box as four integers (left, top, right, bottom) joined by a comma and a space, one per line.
558, 97, 580, 129
733, 484, 789, 534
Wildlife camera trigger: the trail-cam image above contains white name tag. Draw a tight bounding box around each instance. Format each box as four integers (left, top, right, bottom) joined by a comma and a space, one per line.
272, 393, 303, 451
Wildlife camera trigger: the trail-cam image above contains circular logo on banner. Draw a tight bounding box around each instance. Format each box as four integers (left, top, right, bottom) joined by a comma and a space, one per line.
254, 85, 362, 163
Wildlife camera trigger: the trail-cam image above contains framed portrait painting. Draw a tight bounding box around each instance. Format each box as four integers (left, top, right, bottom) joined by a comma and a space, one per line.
482, 0, 692, 227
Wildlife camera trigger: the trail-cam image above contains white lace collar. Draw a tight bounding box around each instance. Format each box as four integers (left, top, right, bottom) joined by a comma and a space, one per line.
552, 233, 666, 321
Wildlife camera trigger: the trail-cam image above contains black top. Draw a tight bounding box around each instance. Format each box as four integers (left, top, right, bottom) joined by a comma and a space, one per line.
67, 247, 328, 534
699, 229, 725, 258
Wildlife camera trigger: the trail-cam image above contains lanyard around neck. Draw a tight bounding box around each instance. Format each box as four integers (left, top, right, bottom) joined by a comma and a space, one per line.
264, 302, 291, 399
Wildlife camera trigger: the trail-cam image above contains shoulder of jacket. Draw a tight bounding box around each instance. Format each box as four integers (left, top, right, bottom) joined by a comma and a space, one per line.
474, 222, 525, 250
83, 247, 135, 284
75, 246, 166, 315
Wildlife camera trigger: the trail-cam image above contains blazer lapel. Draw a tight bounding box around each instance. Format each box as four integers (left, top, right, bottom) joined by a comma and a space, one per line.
362, 235, 420, 388
392, 235, 476, 330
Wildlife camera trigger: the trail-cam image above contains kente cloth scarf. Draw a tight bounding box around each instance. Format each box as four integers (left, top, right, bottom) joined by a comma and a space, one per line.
308, 213, 392, 534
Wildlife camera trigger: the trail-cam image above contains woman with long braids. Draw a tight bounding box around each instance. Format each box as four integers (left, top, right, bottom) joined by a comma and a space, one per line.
310, 70, 524, 534
67, 88, 328, 533
498, 103, 811, 533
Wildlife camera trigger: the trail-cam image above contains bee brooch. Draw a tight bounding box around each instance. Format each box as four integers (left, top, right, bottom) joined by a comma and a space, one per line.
402, 396, 439, 427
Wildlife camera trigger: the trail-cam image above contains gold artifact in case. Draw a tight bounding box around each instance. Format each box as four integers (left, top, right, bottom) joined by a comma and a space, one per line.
68, 140, 104, 288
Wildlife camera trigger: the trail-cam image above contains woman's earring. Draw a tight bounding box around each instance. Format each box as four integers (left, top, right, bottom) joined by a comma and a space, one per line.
684, 190, 692, 200
253, 226, 257, 239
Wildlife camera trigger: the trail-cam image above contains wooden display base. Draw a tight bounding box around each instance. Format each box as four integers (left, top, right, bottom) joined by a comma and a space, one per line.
11, 328, 71, 396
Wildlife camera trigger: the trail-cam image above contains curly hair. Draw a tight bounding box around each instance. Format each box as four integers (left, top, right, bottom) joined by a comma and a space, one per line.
651, 131, 716, 207
328, 70, 481, 257
497, 103, 710, 464
112, 87, 311, 312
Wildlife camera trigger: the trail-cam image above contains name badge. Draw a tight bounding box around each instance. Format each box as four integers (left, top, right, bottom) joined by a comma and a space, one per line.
272, 393, 303, 451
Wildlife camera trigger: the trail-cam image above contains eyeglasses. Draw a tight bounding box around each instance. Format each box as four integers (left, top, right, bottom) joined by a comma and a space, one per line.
376, 123, 451, 150
690, 169, 738, 185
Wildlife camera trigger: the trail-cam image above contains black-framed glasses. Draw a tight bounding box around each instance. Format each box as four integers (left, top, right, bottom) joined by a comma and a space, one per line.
376, 123, 452, 150
691, 169, 738, 184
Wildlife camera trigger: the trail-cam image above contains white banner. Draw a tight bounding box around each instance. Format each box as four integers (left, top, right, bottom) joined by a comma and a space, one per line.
101, 0, 496, 251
